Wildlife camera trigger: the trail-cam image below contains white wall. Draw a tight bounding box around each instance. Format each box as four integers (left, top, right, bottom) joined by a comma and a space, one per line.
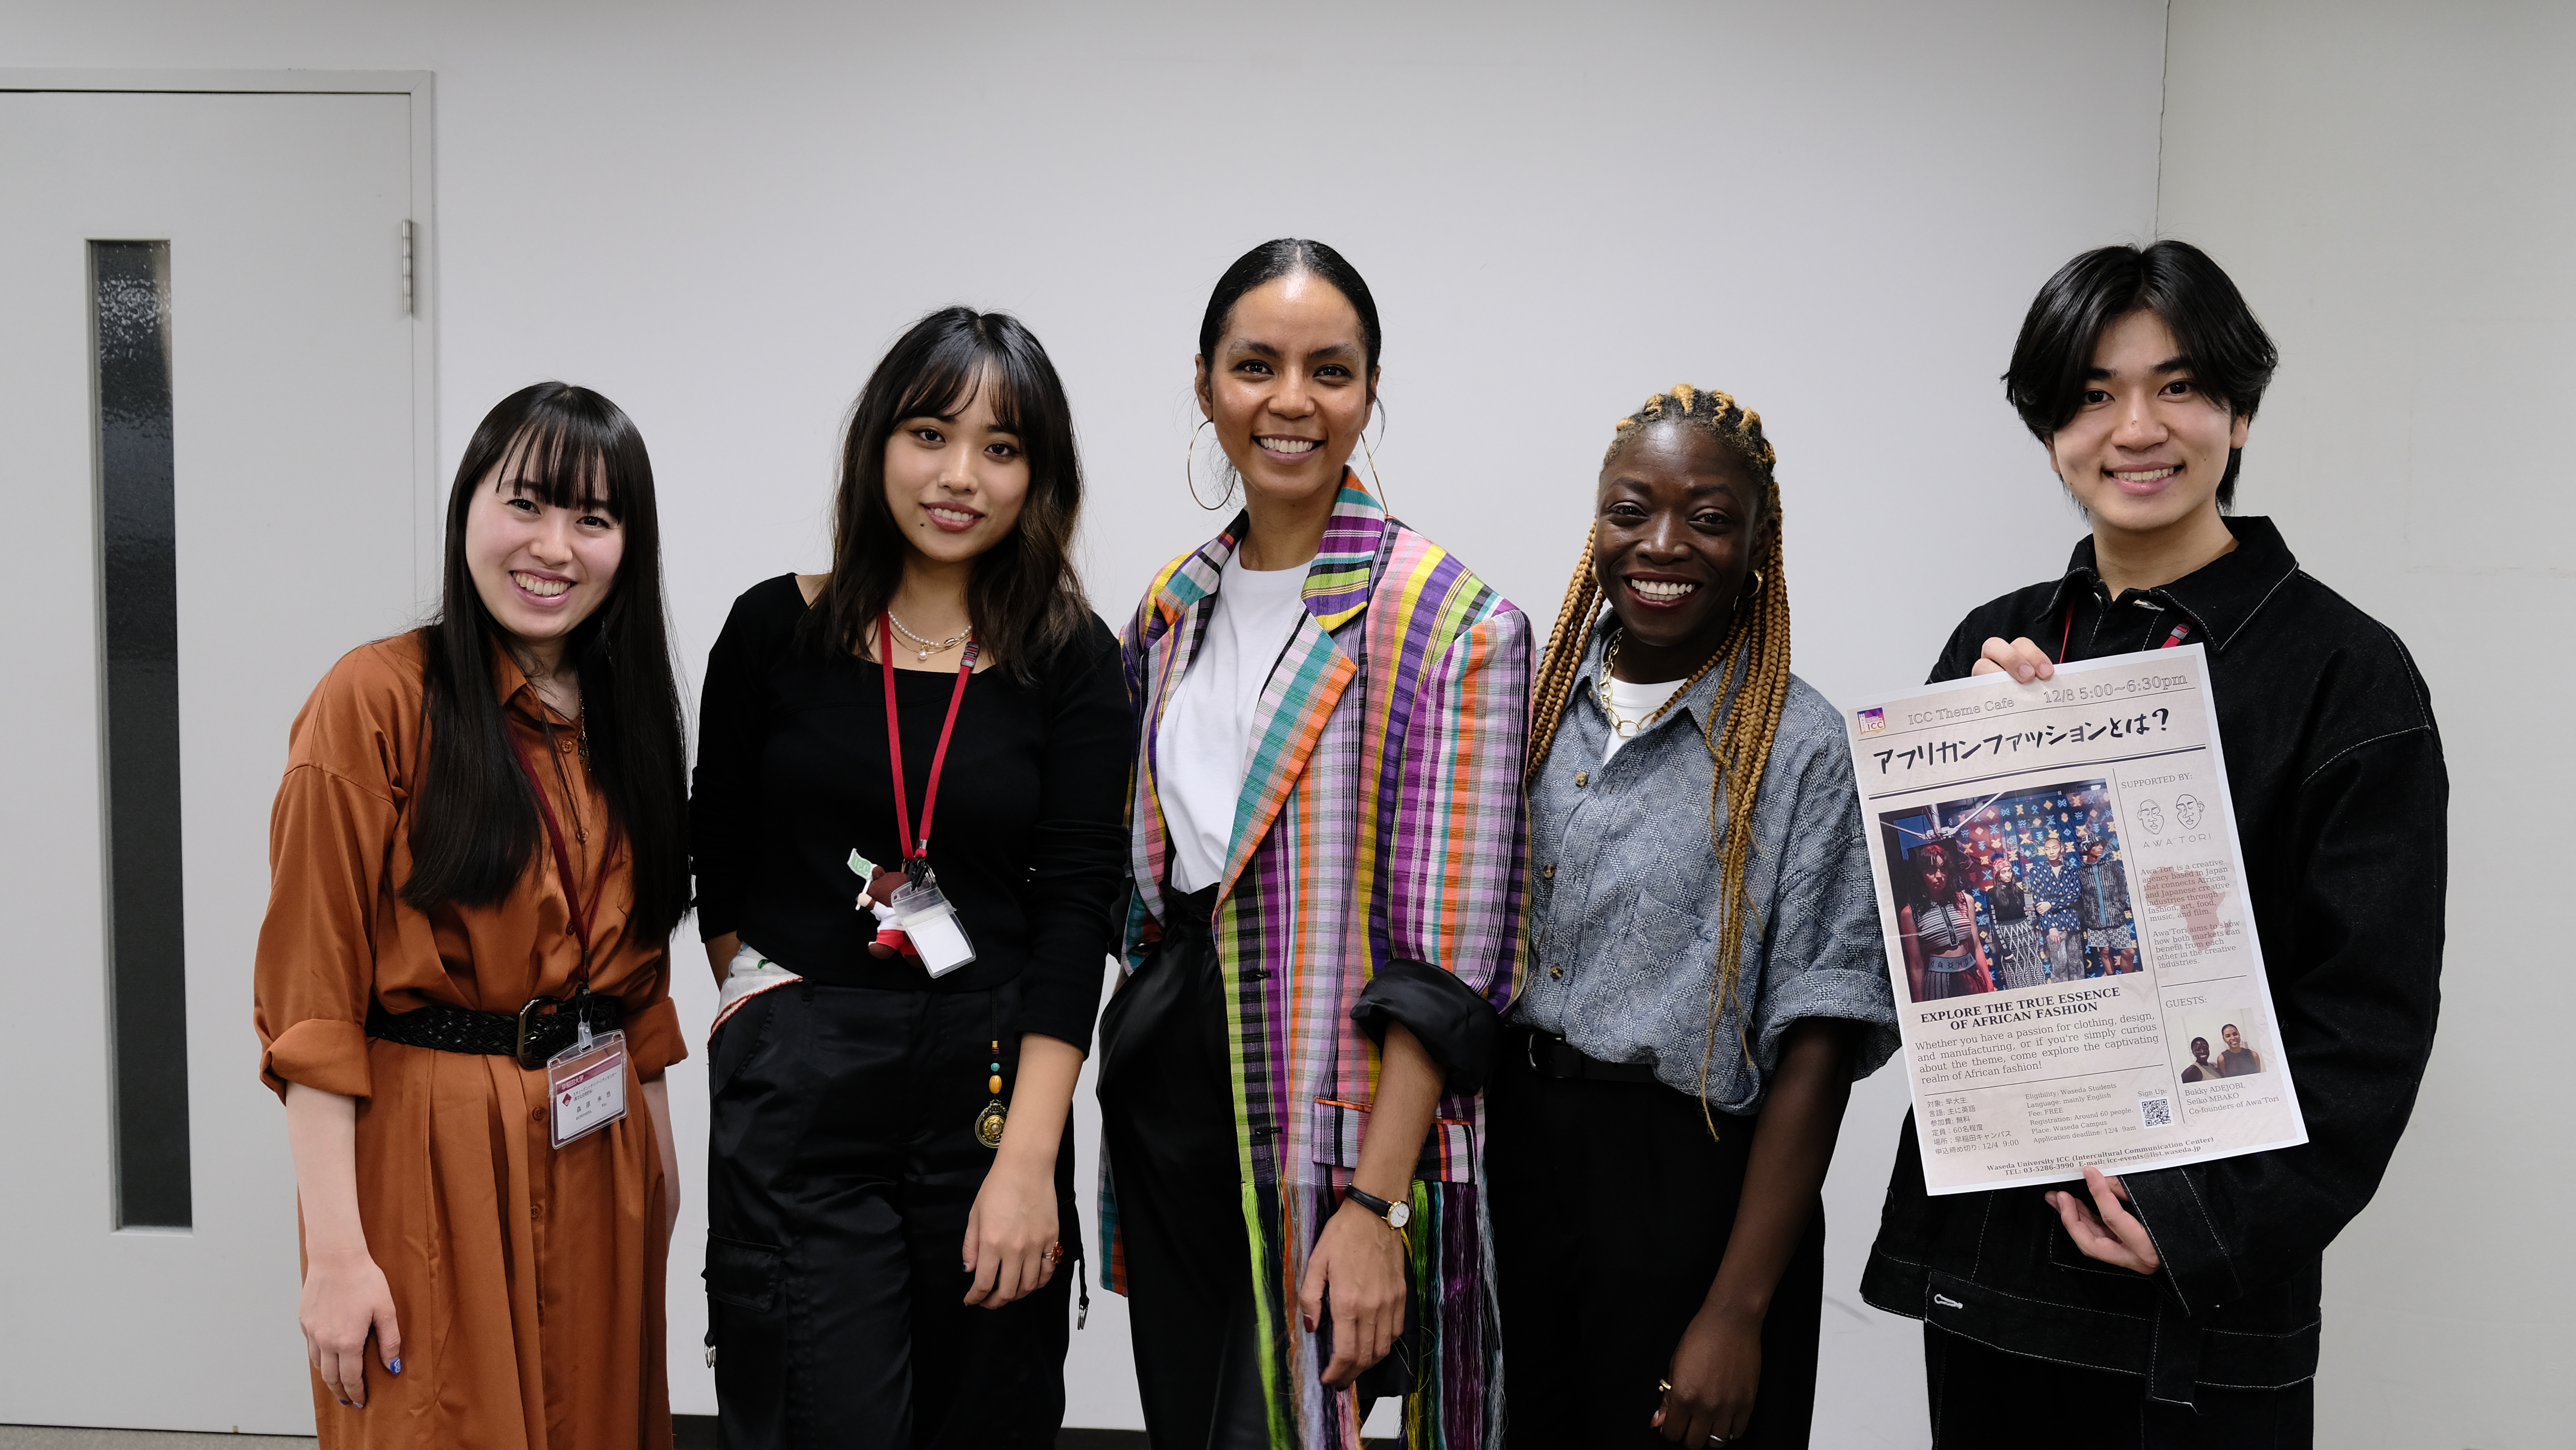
6, 2, 2172, 1441
2158, 5, 2576, 1447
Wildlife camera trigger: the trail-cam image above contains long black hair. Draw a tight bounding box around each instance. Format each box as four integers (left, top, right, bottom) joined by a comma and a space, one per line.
2002, 240, 2279, 509
402, 383, 691, 941
811, 306, 1090, 680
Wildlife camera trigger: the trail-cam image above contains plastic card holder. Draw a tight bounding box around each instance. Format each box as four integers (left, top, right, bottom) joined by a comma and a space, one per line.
548, 1026, 629, 1148
891, 881, 976, 977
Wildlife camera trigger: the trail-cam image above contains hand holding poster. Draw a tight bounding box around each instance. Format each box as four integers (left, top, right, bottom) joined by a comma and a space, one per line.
1845, 644, 2305, 1194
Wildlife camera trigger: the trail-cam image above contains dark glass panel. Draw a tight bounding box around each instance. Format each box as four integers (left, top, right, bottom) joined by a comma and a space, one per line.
92, 239, 192, 1230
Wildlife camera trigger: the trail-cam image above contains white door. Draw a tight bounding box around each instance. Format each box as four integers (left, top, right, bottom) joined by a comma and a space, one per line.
0, 89, 423, 1434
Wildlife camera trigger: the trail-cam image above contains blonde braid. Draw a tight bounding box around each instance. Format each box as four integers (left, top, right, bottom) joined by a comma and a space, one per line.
1529, 385, 1795, 1140
1524, 526, 1602, 785
1693, 474, 1790, 1140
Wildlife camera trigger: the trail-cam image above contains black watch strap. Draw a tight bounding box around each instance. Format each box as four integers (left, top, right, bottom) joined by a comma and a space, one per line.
1339, 1185, 1422, 1231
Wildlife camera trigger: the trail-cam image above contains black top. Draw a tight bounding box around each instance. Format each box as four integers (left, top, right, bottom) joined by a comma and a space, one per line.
1862, 516, 2446, 1403
691, 574, 1133, 1052
1984, 879, 2029, 924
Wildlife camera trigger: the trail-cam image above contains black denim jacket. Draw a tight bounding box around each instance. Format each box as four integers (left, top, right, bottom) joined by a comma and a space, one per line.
1860, 517, 2447, 1403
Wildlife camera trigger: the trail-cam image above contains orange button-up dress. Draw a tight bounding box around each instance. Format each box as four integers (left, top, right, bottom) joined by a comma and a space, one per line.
253, 633, 686, 1449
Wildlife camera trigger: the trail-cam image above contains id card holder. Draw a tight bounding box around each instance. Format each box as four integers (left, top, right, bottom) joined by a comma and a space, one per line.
548, 1019, 629, 1148
891, 881, 978, 978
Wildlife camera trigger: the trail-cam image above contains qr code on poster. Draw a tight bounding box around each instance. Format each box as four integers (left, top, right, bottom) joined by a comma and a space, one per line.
2140, 1097, 2174, 1128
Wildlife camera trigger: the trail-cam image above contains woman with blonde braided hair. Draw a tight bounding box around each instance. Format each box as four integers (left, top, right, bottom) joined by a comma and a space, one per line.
1489, 386, 1896, 1448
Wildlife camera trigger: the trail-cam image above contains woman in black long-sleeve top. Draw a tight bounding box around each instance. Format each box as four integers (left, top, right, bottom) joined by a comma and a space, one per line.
690, 307, 1130, 1449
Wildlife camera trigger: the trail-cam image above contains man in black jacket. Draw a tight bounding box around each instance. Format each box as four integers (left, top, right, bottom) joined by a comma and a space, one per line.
1862, 241, 2446, 1448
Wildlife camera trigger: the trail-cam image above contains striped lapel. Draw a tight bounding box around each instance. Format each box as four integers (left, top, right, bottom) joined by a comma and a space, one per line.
1132, 517, 1241, 929
1216, 476, 1386, 898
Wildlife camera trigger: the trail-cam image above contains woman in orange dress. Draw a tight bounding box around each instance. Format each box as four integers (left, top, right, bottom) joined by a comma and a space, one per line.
253, 382, 693, 1448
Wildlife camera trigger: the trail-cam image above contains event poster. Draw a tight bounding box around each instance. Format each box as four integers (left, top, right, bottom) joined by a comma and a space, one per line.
1844, 645, 2306, 1195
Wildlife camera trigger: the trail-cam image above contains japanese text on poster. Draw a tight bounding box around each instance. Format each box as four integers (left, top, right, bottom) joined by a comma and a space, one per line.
1844, 645, 2305, 1194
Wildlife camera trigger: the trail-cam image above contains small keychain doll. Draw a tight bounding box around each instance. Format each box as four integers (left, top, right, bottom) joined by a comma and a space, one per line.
850, 850, 913, 959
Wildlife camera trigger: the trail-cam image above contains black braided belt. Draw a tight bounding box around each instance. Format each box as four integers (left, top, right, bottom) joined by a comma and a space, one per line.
367, 992, 623, 1071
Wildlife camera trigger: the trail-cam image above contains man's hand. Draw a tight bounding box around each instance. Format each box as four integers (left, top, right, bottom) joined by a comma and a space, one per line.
2046, 1166, 2160, 1275
1970, 636, 2056, 682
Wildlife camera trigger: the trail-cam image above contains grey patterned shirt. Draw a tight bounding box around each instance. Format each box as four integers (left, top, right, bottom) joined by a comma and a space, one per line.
1514, 623, 1899, 1111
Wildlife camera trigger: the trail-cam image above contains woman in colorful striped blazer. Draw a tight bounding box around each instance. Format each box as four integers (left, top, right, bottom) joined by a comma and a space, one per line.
1096, 239, 1531, 1449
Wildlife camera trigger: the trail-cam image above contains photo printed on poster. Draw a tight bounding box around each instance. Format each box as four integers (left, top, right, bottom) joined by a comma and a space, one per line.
1845, 644, 2306, 1194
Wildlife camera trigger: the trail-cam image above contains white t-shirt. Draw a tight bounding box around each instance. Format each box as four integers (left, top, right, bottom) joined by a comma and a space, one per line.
1601, 675, 1687, 762
1160, 552, 1312, 894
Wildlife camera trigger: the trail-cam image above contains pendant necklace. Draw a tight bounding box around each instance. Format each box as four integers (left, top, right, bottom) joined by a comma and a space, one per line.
887, 610, 972, 662
975, 1036, 1009, 1149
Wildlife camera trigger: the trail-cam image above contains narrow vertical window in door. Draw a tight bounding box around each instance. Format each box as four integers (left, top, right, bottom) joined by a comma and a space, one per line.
92, 239, 192, 1230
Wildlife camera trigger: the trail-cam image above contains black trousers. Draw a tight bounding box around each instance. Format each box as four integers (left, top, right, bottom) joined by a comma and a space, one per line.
703, 978, 1076, 1450
1095, 888, 1272, 1450
1925, 1329, 2315, 1449
1487, 1038, 1825, 1448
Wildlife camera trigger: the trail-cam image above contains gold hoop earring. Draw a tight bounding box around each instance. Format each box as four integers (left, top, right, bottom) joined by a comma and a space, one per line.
1184, 418, 1229, 512
1741, 569, 1766, 599
1359, 428, 1387, 508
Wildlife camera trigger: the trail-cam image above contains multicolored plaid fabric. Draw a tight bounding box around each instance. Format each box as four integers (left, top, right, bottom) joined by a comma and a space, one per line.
1104, 477, 1530, 1448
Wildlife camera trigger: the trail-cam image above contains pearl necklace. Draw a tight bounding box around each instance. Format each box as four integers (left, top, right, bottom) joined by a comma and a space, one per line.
887, 610, 972, 661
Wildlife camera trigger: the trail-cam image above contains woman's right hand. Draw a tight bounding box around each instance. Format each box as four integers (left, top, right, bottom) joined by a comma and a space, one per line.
1971, 635, 2055, 682
301, 1246, 401, 1408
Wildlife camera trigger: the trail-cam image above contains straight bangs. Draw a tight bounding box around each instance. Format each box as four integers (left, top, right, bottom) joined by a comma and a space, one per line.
490, 410, 624, 519
888, 330, 1026, 440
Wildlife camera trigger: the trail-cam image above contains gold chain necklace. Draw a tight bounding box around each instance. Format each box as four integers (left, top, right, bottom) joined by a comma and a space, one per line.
886, 610, 972, 661
1597, 629, 1730, 739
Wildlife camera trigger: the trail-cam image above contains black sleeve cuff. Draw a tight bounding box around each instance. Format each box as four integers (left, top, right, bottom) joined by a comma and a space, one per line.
1015, 952, 1112, 1059
694, 896, 739, 944
1350, 958, 1501, 1093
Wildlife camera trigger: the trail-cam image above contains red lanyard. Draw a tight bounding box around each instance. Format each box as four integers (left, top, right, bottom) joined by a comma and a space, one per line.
508, 729, 622, 985
881, 613, 978, 871
2057, 598, 2191, 663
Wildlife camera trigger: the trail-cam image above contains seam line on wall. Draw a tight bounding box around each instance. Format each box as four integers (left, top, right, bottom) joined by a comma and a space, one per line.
2154, 0, 2172, 238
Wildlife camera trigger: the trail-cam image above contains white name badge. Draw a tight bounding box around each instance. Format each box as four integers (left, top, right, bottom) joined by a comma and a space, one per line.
548, 1027, 629, 1148
891, 881, 977, 978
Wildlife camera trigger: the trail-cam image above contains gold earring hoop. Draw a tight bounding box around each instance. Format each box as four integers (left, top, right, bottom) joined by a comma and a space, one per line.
1184, 418, 1229, 512
1741, 568, 1766, 599
1359, 427, 1387, 508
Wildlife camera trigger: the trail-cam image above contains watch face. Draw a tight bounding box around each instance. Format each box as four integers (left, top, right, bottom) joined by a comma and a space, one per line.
1387, 1201, 1412, 1229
